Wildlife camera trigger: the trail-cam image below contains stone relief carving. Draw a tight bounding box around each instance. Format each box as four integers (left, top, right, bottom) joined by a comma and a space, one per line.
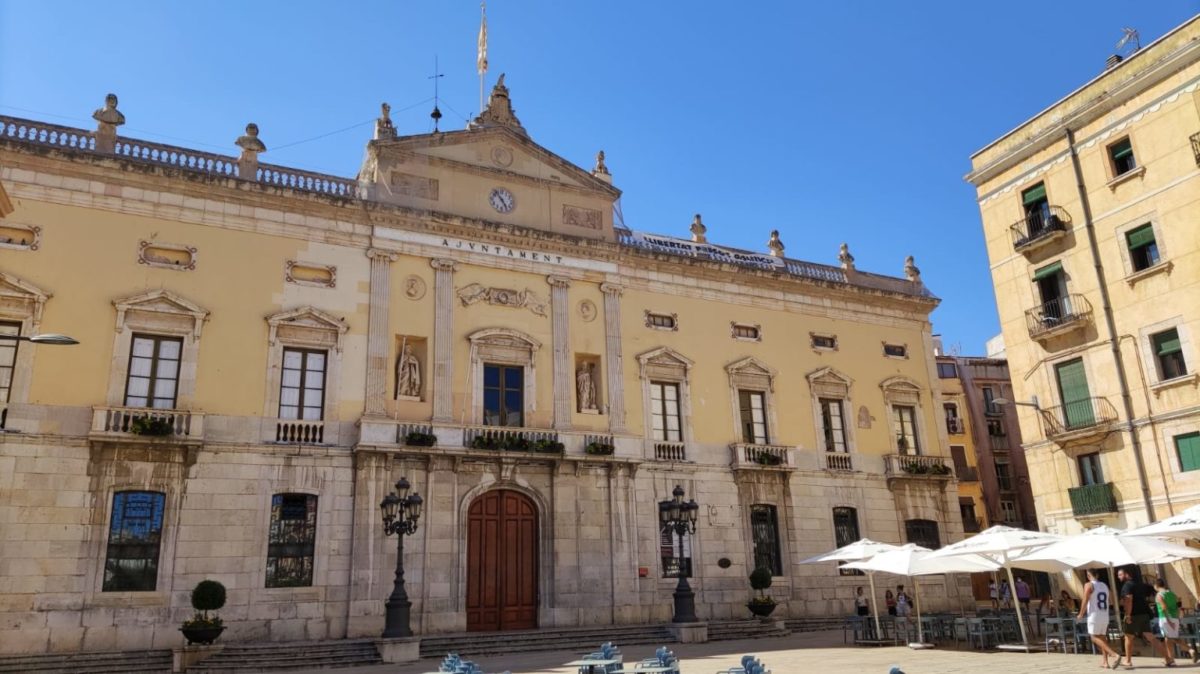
395, 343, 421, 400
403, 275, 427, 300
578, 299, 597, 322
562, 204, 602, 230
576, 362, 598, 413
389, 171, 440, 200
490, 145, 514, 167
456, 283, 548, 317
857, 405, 873, 429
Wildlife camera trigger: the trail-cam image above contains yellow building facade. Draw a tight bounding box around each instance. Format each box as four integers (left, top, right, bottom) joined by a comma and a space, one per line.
0, 81, 965, 654
967, 16, 1200, 598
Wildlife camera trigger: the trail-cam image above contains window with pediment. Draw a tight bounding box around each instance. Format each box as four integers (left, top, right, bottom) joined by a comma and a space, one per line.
807, 367, 855, 454
727, 357, 777, 445
637, 347, 694, 446
467, 328, 541, 426
0, 273, 49, 413
881, 376, 925, 455
107, 290, 209, 410
264, 307, 347, 428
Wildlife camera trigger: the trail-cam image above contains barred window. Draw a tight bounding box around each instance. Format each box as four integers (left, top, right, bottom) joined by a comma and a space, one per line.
266, 493, 318, 588
832, 507, 862, 576
645, 312, 677, 330
750, 504, 782, 576
660, 525, 692, 578
905, 518, 940, 550
103, 491, 165, 592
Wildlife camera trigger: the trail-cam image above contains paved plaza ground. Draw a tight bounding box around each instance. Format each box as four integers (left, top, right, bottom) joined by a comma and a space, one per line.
283, 630, 1198, 674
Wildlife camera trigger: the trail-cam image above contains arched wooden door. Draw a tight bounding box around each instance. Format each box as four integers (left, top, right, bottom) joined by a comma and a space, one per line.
466, 490, 538, 631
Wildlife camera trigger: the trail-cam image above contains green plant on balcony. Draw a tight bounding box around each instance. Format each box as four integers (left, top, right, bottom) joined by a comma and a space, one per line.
470, 435, 501, 450
129, 416, 174, 436
929, 463, 952, 476
755, 452, 783, 466
531, 439, 565, 454
403, 431, 437, 447
585, 441, 615, 456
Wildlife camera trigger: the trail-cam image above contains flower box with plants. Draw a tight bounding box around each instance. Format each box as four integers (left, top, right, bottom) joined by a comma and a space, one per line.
746, 567, 777, 618
180, 579, 226, 645
469, 435, 534, 452
901, 462, 952, 476
130, 416, 174, 436
403, 431, 437, 447
530, 439, 565, 454
754, 452, 783, 466
585, 441, 615, 456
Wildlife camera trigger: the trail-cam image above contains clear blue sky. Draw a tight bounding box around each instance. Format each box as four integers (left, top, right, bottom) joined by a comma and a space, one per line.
2, 1, 1196, 353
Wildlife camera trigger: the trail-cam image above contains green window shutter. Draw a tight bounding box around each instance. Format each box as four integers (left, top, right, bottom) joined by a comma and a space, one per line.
1022, 183, 1047, 205
1056, 359, 1091, 403
1154, 329, 1182, 356
1126, 224, 1156, 250
1032, 261, 1064, 281
1110, 139, 1134, 160
1176, 433, 1200, 472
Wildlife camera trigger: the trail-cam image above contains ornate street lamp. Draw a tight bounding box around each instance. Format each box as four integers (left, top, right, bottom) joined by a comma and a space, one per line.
379, 477, 423, 638
658, 484, 699, 623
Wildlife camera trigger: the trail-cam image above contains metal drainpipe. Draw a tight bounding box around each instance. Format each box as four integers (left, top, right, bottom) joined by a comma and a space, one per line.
1065, 127, 1157, 524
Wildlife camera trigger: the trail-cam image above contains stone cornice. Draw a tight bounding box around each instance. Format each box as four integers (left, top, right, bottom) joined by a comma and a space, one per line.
0, 141, 936, 316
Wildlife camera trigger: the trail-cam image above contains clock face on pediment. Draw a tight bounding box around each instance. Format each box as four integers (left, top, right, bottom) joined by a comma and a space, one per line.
489, 187, 516, 214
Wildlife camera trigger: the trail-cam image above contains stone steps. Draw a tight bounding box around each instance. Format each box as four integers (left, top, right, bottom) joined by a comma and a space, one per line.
186, 639, 381, 672
0, 649, 172, 674
784, 618, 844, 633
419, 624, 675, 658
707, 620, 789, 642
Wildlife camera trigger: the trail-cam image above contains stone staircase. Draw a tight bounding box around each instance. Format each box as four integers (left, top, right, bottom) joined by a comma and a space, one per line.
706, 619, 790, 642
0, 649, 172, 674
784, 616, 845, 633
185, 639, 382, 672
420, 623, 675, 658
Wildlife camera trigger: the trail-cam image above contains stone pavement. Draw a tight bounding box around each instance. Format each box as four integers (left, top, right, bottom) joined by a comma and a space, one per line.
282, 629, 1199, 674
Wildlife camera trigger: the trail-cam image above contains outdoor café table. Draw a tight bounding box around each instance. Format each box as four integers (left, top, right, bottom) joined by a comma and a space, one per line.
624, 665, 674, 674
565, 658, 621, 674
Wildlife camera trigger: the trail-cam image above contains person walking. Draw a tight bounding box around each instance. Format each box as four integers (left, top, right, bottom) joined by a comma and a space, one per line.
1118, 567, 1174, 668
1155, 578, 1193, 664
988, 579, 999, 611
885, 589, 896, 616
1077, 567, 1121, 669
1015, 576, 1031, 611
854, 586, 870, 617
999, 579, 1012, 609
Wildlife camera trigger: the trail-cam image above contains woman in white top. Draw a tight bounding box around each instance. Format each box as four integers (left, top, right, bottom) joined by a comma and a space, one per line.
854, 586, 869, 617
1077, 568, 1121, 669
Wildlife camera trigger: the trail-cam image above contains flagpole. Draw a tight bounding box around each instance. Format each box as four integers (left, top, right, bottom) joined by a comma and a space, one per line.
478, 1, 487, 114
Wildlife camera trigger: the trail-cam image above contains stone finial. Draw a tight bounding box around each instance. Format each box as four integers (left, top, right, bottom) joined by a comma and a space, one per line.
469, 73, 527, 136
838, 242, 855, 271
235, 123, 266, 178
904, 255, 922, 283
375, 102, 396, 140
690, 214, 707, 243
593, 150, 609, 176
92, 93, 125, 153
767, 230, 785, 258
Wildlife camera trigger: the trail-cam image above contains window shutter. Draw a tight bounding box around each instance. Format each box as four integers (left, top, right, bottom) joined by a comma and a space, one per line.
1176, 433, 1200, 473
1126, 225, 1156, 250
1111, 140, 1134, 160
1155, 330, 1182, 357
1021, 184, 1047, 205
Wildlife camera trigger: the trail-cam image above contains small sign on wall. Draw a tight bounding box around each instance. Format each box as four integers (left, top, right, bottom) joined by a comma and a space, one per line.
638, 567, 649, 578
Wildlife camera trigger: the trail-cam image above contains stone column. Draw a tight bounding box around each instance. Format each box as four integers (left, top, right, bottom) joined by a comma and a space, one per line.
548, 276, 573, 431
601, 283, 626, 433
431, 259, 457, 423
364, 249, 398, 417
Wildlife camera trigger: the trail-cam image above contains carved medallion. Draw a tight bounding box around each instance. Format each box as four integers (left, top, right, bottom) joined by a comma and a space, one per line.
563, 204, 602, 230
404, 275, 427, 300
490, 146, 514, 168
578, 300, 597, 322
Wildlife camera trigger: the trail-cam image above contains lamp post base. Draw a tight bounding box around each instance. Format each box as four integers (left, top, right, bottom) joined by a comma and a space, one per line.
671, 576, 699, 624
375, 636, 421, 663
382, 597, 413, 639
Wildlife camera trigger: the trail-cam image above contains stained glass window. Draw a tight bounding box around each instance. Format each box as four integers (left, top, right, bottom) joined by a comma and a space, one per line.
103, 491, 166, 592
266, 493, 318, 588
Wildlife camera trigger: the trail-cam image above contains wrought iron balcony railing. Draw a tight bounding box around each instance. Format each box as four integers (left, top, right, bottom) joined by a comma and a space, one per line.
1025, 294, 1093, 340
1069, 482, 1119, 517
1039, 397, 1119, 441
1010, 206, 1070, 251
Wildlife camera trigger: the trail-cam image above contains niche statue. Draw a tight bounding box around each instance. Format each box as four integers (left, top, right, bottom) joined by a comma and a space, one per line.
577, 362, 598, 412
395, 344, 421, 400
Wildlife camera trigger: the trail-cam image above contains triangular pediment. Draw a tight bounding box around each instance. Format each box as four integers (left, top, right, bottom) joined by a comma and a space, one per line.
726, 356, 776, 379
0, 271, 50, 323
266, 306, 349, 352
880, 375, 921, 392
807, 366, 853, 387
637, 346, 694, 370
113, 289, 209, 338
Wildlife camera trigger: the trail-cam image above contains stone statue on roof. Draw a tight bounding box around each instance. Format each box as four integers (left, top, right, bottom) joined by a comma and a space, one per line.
690, 214, 707, 243
92, 93, 125, 127
469, 73, 527, 136
839, 243, 855, 271
375, 102, 396, 140
767, 230, 785, 258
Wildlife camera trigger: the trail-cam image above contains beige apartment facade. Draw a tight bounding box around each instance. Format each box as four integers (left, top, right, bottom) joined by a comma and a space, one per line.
967, 16, 1200, 598
0, 81, 966, 654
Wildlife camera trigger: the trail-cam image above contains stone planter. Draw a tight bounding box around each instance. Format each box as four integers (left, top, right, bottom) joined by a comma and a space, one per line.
746, 601, 777, 618
180, 625, 225, 645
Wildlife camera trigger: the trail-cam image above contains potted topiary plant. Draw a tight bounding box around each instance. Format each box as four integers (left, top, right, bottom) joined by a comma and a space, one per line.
746, 567, 777, 618
180, 579, 226, 645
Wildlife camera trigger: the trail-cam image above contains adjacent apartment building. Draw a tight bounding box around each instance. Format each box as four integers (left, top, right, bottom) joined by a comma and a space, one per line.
967, 15, 1200, 599
0, 79, 967, 653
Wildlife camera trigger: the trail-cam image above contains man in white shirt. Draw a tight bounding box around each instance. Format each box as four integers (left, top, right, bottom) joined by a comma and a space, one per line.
1077, 568, 1121, 669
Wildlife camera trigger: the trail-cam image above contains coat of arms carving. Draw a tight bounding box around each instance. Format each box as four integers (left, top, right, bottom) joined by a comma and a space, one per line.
456, 283, 548, 317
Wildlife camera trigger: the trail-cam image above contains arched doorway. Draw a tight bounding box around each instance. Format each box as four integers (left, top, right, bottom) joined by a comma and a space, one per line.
466, 489, 538, 631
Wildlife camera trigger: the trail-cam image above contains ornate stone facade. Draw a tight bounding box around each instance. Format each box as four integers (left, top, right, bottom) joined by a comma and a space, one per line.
0, 84, 964, 655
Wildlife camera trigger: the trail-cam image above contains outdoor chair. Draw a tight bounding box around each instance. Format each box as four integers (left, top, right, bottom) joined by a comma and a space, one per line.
965, 617, 999, 649
1043, 617, 1075, 654
843, 616, 864, 644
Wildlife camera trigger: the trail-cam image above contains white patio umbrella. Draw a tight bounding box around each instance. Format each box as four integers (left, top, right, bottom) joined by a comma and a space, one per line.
800, 538, 902, 640
926, 525, 1063, 648
1123, 504, 1200, 539
842, 544, 999, 648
